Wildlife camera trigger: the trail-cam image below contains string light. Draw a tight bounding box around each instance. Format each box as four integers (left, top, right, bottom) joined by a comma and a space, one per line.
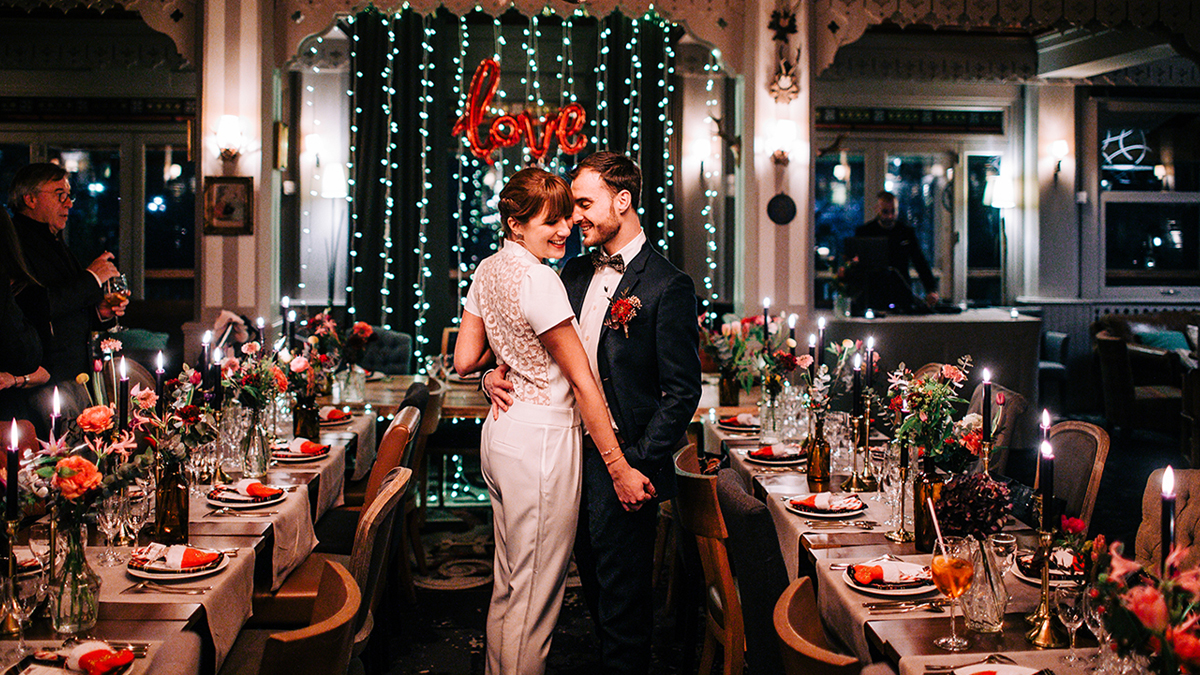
411, 13, 435, 360
700, 50, 720, 323
594, 21, 610, 147
346, 13, 362, 315
449, 13, 470, 336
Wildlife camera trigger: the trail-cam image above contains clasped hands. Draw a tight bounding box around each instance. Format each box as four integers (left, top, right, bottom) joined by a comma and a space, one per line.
482, 365, 656, 512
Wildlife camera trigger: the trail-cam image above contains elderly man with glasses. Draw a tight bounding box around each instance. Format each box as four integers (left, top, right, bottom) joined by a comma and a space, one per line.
9, 162, 125, 425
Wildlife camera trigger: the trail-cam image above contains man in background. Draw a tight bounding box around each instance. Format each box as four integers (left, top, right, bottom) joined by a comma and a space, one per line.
854, 190, 939, 310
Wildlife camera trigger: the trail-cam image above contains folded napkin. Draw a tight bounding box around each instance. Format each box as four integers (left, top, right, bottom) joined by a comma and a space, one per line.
131, 543, 220, 570
1017, 548, 1081, 578
790, 492, 863, 512
720, 413, 760, 427
230, 478, 283, 498
749, 444, 805, 459
283, 437, 329, 455
319, 406, 351, 422
64, 641, 135, 675
849, 557, 932, 586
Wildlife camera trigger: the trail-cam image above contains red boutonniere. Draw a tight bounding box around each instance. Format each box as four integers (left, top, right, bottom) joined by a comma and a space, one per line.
604, 291, 642, 337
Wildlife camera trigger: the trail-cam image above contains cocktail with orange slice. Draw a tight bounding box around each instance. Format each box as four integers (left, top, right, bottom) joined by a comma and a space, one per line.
931, 536, 974, 651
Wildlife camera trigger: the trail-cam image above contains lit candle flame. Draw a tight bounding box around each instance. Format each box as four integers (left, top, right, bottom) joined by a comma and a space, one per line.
817, 317, 826, 330
9, 419, 16, 450
156, 351, 164, 372
853, 353, 861, 370
281, 296, 290, 309
1164, 466, 1176, 497
52, 387, 60, 416
808, 334, 816, 346
982, 368, 991, 383
1042, 409, 1051, 428
256, 316, 265, 329
202, 330, 212, 346
866, 336, 874, 351
788, 314, 797, 329
287, 310, 297, 322
764, 297, 771, 309
120, 356, 128, 381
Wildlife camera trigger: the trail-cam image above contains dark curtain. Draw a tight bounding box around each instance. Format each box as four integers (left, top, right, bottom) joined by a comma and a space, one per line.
346, 8, 678, 351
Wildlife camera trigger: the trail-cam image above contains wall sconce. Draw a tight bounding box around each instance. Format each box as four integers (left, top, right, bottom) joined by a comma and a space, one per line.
215, 115, 245, 163
772, 119, 797, 166
983, 174, 1015, 210
1051, 139, 1069, 183
321, 163, 349, 200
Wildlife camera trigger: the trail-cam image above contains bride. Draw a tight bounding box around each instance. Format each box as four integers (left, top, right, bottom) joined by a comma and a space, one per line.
454, 167, 654, 675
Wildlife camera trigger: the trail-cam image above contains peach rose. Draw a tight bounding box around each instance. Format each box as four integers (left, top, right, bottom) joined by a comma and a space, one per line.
272, 366, 288, 392
941, 364, 966, 384
1123, 584, 1169, 633
53, 456, 102, 501
1171, 629, 1200, 668
76, 405, 114, 433
130, 384, 158, 411
797, 354, 813, 370
241, 341, 261, 355
290, 356, 310, 373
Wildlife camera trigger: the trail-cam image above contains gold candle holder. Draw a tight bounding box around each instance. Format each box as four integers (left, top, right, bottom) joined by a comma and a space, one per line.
842, 398, 878, 492
2, 519, 20, 635
885, 465, 914, 542
1025, 526, 1067, 648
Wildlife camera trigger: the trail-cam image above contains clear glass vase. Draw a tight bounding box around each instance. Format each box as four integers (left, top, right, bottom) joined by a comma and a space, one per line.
961, 535, 1008, 633
47, 523, 100, 636
336, 366, 366, 404
242, 408, 270, 479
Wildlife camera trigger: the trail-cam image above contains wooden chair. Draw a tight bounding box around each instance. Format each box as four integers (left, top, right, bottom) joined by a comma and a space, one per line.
1137, 468, 1200, 572
1095, 334, 1182, 436
257, 560, 360, 675
408, 378, 444, 575
966, 380, 1030, 476
673, 447, 744, 675
100, 356, 156, 403
1048, 421, 1109, 532
912, 362, 943, 381
253, 466, 413, 660
774, 577, 860, 675
339, 406, 421, 509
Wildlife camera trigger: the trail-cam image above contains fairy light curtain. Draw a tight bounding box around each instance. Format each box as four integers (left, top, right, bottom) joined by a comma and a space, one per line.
345, 7, 679, 365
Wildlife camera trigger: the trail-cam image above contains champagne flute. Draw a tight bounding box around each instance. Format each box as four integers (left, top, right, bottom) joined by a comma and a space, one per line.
7, 569, 46, 659
1084, 585, 1112, 669
931, 535, 975, 652
1056, 585, 1086, 663
95, 494, 125, 566
102, 273, 130, 331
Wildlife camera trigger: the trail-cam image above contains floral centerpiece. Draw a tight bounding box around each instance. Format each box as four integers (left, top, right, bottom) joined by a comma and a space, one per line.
221, 341, 288, 477
22, 405, 150, 634
305, 309, 342, 385
937, 473, 1012, 538
342, 321, 375, 367
1093, 542, 1200, 675
886, 357, 982, 473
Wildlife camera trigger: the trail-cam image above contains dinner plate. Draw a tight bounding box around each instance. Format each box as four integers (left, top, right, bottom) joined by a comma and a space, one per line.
1012, 550, 1081, 588
205, 488, 287, 510
364, 371, 386, 382
717, 422, 760, 434
319, 417, 352, 427
841, 568, 937, 597
745, 454, 806, 466
5, 653, 133, 675
953, 664, 1037, 675
785, 499, 866, 520
271, 451, 327, 464
127, 552, 229, 581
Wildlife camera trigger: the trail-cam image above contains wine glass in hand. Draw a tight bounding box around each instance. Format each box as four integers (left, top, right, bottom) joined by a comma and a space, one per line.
931, 536, 975, 652
1056, 586, 1086, 663
102, 273, 130, 330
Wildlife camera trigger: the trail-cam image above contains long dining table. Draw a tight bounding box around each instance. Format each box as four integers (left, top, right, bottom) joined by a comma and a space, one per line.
0, 404, 372, 675
711, 418, 1093, 672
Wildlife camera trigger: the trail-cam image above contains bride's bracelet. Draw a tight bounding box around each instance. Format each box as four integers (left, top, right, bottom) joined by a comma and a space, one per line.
603, 450, 625, 467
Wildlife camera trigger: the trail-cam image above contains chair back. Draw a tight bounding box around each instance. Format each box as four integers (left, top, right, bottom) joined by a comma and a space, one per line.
1095, 334, 1135, 427
1137, 468, 1200, 571
360, 326, 413, 375
441, 327, 459, 359
1042, 331, 1069, 363
912, 362, 943, 381
966, 381, 1030, 475
347, 466, 413, 650
1049, 421, 1109, 531
259, 560, 360, 675
362, 406, 420, 509
101, 357, 156, 403
411, 379, 444, 488
0, 420, 37, 454
674, 448, 744, 675
774, 577, 860, 675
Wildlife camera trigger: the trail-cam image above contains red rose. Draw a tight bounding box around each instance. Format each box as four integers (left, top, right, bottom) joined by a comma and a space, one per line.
178, 405, 202, 425
1061, 515, 1086, 534
77, 405, 114, 433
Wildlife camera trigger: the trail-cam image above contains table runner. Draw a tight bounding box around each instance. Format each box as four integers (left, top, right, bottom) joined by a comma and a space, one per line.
188, 488, 317, 590
270, 443, 346, 519
816, 555, 1044, 662
322, 411, 375, 481
91, 545, 253, 670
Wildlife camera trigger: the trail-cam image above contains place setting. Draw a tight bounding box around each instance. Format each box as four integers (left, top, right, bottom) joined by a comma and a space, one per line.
204, 479, 290, 515
840, 554, 938, 598
318, 406, 354, 427
785, 492, 867, 520
270, 437, 331, 464
717, 413, 760, 436
744, 443, 807, 467
1011, 547, 1081, 588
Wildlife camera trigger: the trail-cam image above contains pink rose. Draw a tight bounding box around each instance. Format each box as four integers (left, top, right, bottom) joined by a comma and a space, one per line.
1123, 584, 1169, 632
797, 354, 813, 370
290, 356, 310, 373
221, 357, 240, 376
241, 341, 261, 355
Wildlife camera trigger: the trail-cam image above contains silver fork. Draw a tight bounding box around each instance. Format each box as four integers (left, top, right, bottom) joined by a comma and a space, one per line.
925, 654, 1017, 671
120, 580, 211, 595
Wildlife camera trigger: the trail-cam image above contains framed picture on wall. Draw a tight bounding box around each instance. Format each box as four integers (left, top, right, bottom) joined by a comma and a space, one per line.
203, 176, 254, 235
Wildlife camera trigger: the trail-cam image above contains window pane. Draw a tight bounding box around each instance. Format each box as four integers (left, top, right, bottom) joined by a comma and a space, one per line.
966, 155, 1002, 305
0, 144, 31, 199
884, 154, 949, 293
1105, 201, 1200, 286
1098, 107, 1200, 192
813, 153, 864, 306
48, 146, 121, 266
144, 145, 195, 301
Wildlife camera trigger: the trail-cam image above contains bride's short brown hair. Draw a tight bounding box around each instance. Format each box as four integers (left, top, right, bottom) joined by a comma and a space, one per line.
498, 168, 573, 238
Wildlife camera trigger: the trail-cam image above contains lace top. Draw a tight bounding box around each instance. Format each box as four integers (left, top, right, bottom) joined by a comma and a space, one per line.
465, 240, 576, 408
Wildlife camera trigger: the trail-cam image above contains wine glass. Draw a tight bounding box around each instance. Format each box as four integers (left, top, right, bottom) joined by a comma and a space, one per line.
1083, 585, 1113, 670
102, 273, 130, 331
1055, 585, 1086, 663
27, 522, 51, 568
125, 488, 150, 545
95, 494, 125, 566
931, 535, 975, 652
6, 568, 46, 659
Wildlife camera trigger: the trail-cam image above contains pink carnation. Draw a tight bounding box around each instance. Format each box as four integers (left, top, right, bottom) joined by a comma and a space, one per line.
797, 354, 813, 370
941, 364, 966, 383
290, 356, 310, 373
241, 341, 261, 355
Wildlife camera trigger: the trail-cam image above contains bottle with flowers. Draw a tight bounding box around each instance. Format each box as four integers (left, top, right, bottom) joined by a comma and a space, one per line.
279, 347, 322, 440
24, 404, 150, 634
799, 360, 832, 484
221, 341, 287, 478
336, 321, 375, 403
305, 309, 343, 396
699, 317, 762, 405
129, 368, 218, 544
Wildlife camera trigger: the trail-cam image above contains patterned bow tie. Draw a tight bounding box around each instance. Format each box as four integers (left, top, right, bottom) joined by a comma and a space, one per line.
592, 251, 625, 274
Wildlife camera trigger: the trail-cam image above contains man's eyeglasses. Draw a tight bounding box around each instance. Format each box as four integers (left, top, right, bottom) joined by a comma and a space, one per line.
39, 189, 74, 205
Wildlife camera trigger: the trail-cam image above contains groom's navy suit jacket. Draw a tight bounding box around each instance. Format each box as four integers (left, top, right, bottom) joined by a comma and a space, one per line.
560, 240, 701, 500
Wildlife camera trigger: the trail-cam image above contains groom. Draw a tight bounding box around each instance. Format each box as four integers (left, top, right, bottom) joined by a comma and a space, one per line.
486, 151, 701, 673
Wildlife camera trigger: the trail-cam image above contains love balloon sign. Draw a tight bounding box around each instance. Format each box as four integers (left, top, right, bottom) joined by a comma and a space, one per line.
451, 58, 589, 165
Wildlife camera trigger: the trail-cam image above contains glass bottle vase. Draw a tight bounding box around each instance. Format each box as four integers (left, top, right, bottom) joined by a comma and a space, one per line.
47, 523, 100, 635
154, 456, 189, 545
914, 458, 945, 553
961, 535, 1008, 633
242, 408, 270, 479
805, 410, 831, 484
293, 395, 320, 440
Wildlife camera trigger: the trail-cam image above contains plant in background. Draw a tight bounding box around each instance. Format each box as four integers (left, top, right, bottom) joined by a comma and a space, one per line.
833, 255, 866, 299
342, 321, 375, 367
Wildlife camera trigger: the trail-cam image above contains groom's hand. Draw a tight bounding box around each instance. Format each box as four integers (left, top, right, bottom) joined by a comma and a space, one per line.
483, 364, 514, 419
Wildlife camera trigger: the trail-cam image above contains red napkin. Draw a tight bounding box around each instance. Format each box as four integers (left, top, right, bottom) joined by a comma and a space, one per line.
246, 482, 283, 498
750, 445, 776, 458
320, 406, 350, 422
853, 565, 885, 585
66, 641, 135, 675
173, 546, 220, 569
299, 440, 329, 455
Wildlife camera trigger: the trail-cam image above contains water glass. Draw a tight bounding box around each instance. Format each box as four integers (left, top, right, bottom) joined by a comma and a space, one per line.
5, 569, 46, 659
95, 495, 126, 566
988, 533, 1018, 576
27, 523, 51, 568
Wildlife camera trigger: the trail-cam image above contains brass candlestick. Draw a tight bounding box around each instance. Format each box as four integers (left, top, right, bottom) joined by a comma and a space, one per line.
2, 519, 20, 634
885, 464, 913, 542
1025, 523, 1066, 648
842, 399, 878, 492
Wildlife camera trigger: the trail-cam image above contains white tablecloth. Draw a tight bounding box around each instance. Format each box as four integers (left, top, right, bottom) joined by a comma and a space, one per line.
189, 488, 317, 591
